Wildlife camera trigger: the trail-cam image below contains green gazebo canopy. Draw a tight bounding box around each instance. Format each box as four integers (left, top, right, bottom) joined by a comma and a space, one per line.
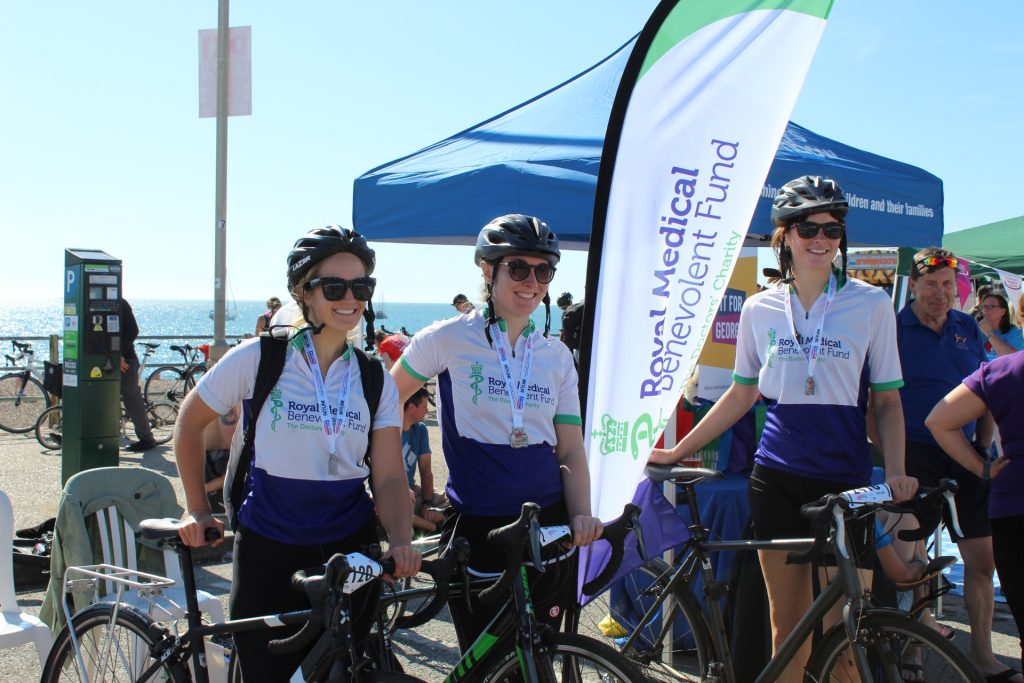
944, 216, 1024, 275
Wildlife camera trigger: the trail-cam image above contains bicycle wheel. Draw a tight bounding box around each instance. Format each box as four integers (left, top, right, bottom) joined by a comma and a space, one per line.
143, 366, 186, 404
0, 372, 48, 433
569, 557, 712, 681
479, 632, 643, 682
147, 401, 178, 445
186, 363, 207, 392
806, 611, 984, 683
41, 602, 189, 683
35, 404, 64, 450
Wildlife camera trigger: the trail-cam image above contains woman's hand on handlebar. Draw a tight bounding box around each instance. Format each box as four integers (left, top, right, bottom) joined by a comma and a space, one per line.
572, 515, 603, 547
886, 473, 919, 503
384, 544, 421, 580
177, 510, 225, 547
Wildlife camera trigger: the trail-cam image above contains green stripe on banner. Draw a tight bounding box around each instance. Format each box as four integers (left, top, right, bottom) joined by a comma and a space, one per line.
639, 0, 835, 80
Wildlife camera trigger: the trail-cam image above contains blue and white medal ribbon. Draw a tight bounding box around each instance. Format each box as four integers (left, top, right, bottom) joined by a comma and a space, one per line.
301, 330, 353, 474
783, 272, 836, 396
490, 322, 534, 448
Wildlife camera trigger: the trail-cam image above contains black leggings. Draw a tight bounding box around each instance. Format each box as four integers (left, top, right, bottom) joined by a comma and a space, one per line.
440, 503, 576, 652
991, 514, 1024, 660
230, 520, 380, 683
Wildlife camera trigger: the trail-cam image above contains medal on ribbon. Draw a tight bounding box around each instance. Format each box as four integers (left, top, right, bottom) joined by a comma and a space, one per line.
490, 322, 534, 450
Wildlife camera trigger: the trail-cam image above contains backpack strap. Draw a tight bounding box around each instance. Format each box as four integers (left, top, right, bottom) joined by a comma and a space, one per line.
352, 347, 384, 466
227, 330, 289, 530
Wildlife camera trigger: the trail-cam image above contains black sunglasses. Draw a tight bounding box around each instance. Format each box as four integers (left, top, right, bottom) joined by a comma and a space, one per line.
791, 220, 844, 240
304, 277, 376, 302
501, 260, 556, 284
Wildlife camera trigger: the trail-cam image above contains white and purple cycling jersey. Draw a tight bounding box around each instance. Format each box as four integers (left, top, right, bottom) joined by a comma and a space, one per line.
400, 310, 580, 515
733, 274, 903, 484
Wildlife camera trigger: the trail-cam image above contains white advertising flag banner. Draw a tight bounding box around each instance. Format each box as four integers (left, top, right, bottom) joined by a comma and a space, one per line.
585, 1, 835, 523
995, 268, 1023, 308
198, 26, 253, 118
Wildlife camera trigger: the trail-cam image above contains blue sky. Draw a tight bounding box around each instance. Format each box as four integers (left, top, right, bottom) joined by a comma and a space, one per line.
2, 1, 1021, 303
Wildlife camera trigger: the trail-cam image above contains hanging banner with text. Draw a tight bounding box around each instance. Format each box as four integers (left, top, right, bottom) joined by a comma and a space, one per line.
579, 0, 835, 596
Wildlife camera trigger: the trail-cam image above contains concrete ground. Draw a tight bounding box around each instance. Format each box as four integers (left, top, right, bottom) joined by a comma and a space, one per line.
2, 417, 1020, 681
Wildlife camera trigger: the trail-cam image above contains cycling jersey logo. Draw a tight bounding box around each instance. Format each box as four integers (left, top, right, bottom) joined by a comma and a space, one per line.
269, 386, 283, 431
469, 362, 484, 405
592, 409, 669, 460
766, 327, 778, 368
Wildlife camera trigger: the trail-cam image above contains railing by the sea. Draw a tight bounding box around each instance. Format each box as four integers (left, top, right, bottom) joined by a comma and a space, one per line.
0, 334, 250, 369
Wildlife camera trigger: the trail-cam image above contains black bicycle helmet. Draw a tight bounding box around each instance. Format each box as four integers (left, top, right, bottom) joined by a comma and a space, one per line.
474, 214, 560, 266
287, 225, 375, 291
770, 175, 848, 228
556, 292, 573, 308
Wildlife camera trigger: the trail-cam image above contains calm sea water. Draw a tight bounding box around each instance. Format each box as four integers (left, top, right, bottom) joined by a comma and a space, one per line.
0, 299, 562, 366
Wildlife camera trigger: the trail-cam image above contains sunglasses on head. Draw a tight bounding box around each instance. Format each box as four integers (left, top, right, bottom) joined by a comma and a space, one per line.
501, 260, 556, 284
791, 221, 845, 240
915, 254, 958, 270
304, 276, 376, 302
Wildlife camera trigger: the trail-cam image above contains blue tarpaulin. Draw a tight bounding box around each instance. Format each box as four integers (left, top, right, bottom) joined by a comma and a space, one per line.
354, 36, 943, 249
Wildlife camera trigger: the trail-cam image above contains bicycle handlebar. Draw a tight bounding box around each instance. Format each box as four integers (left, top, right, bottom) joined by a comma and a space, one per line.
581, 504, 642, 597
392, 537, 470, 630
786, 478, 961, 565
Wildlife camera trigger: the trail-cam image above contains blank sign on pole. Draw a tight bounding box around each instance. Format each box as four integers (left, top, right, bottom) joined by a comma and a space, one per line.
198, 26, 252, 118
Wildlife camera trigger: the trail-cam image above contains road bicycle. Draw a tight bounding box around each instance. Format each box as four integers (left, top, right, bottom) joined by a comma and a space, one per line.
35, 343, 178, 450
41, 522, 457, 683
568, 466, 984, 683
376, 501, 646, 682
144, 343, 208, 405
0, 339, 52, 433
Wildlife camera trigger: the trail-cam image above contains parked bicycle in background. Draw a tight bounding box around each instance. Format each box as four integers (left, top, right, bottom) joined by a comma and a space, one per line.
0, 340, 53, 433
143, 343, 208, 404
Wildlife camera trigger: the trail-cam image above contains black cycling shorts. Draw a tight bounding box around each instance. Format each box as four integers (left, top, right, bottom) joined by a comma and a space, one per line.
748, 464, 875, 566
907, 439, 991, 540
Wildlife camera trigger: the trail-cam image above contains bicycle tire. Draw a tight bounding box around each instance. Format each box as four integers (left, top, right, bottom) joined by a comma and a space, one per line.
35, 404, 64, 450
185, 363, 207, 392
143, 365, 186, 404
569, 557, 713, 681
147, 400, 178, 445
361, 672, 427, 682
0, 372, 48, 433
41, 602, 189, 683
479, 632, 644, 683
805, 611, 984, 683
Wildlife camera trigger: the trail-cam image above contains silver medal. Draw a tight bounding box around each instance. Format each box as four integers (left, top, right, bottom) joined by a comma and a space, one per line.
805, 376, 815, 396
511, 427, 529, 448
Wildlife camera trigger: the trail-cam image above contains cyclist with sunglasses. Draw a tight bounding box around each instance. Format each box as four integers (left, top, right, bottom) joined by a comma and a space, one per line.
651, 175, 915, 683
896, 247, 1020, 683
390, 213, 602, 651
174, 225, 420, 682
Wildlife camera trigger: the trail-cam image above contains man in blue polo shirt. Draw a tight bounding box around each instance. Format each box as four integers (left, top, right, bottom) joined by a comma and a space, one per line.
897, 247, 1015, 682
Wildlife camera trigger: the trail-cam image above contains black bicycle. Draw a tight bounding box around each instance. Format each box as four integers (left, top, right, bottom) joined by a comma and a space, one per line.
41, 522, 455, 683
0, 340, 51, 433
568, 467, 983, 683
143, 344, 208, 405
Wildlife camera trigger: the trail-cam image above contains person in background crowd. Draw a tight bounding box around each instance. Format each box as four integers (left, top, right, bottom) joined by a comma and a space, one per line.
202, 405, 239, 513
976, 291, 1024, 360
451, 293, 474, 314
556, 291, 573, 314
651, 176, 914, 683
174, 225, 419, 682
392, 214, 601, 652
119, 297, 157, 452
896, 247, 1016, 682
928, 351, 1024, 679
255, 296, 282, 334
401, 387, 443, 533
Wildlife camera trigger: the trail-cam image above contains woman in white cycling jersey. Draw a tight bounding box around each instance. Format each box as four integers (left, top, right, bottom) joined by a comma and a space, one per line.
391, 214, 602, 650
650, 176, 917, 683
175, 226, 420, 682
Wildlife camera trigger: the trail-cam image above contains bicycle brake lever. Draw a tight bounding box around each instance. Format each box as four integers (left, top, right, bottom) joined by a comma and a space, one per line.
529, 517, 545, 574
629, 508, 647, 561
462, 568, 474, 614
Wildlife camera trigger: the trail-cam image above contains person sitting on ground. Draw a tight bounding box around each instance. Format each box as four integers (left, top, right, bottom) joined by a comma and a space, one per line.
378, 333, 411, 371
452, 293, 474, 314
402, 387, 443, 534
976, 291, 1024, 361
255, 296, 283, 335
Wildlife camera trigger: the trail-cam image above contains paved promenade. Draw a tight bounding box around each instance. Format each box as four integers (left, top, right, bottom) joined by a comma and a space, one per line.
1, 425, 1020, 681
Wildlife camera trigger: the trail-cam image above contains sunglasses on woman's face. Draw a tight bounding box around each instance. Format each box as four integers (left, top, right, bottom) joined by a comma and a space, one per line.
501, 260, 556, 284
304, 277, 376, 302
791, 221, 844, 240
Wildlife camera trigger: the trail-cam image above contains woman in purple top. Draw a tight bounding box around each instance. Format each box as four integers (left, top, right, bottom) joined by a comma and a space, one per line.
927, 352, 1024, 668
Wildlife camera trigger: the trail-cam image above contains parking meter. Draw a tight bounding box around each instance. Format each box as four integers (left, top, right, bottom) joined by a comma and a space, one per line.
62, 249, 122, 483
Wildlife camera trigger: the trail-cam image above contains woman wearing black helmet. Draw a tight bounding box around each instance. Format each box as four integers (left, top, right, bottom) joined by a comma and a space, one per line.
651, 177, 916, 682
391, 214, 602, 650
175, 225, 419, 682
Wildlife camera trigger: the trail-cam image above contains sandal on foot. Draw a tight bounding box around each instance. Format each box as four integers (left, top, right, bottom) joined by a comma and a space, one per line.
901, 663, 924, 682
984, 668, 1024, 683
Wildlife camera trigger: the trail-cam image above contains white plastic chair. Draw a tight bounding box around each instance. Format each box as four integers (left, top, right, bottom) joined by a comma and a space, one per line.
0, 488, 51, 667
91, 503, 225, 624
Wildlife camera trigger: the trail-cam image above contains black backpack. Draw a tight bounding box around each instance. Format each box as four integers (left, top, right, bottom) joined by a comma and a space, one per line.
225, 331, 385, 530
560, 301, 586, 351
